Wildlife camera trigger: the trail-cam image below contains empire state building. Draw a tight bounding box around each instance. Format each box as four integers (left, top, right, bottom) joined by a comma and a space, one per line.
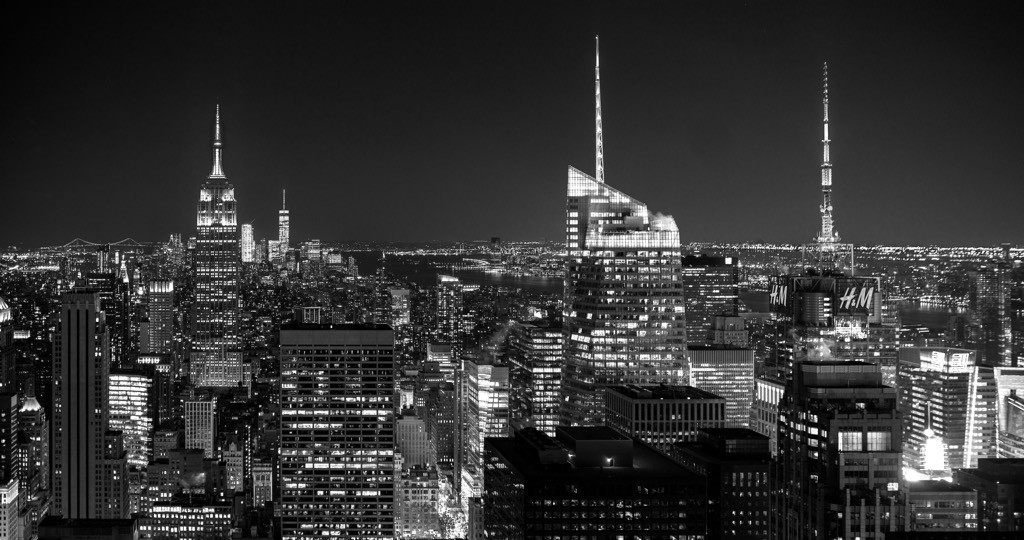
192, 105, 242, 387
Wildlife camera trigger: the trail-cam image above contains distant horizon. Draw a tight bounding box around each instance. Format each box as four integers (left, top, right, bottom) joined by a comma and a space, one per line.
5, 236, 1021, 252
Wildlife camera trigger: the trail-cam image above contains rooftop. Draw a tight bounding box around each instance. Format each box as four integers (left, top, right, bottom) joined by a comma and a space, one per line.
607, 384, 724, 401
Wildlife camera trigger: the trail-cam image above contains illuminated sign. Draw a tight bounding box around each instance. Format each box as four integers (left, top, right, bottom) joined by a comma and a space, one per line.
770, 283, 789, 307
838, 285, 874, 311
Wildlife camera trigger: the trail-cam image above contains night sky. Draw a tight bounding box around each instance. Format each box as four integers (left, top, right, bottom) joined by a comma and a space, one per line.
3, 1, 1021, 248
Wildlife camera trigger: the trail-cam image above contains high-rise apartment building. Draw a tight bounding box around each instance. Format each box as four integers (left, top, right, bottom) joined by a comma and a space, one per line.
561, 39, 686, 426
897, 347, 998, 476
279, 324, 396, 539
52, 292, 128, 519
508, 319, 562, 436
192, 105, 242, 387
773, 361, 905, 540
680, 255, 740, 344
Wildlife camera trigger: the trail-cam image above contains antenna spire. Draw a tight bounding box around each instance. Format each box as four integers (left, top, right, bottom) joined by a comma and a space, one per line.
816, 62, 837, 244
209, 104, 226, 178
282, 189, 286, 210
595, 35, 604, 184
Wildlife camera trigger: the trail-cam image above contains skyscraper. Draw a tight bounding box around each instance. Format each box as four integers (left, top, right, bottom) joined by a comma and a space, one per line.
436, 275, 464, 362
897, 347, 997, 476
461, 356, 509, 499
52, 292, 128, 519
279, 323, 396, 539
508, 319, 563, 436
772, 362, 905, 539
0, 298, 13, 392
146, 279, 173, 355
561, 37, 686, 426
278, 189, 290, 260
192, 105, 242, 387
679, 255, 740, 344
0, 392, 19, 540
688, 345, 756, 427
184, 399, 216, 459
107, 370, 154, 470
768, 64, 896, 385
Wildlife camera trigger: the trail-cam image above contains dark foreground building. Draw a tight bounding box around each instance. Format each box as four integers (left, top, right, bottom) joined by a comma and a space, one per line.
484, 426, 706, 539
667, 428, 771, 540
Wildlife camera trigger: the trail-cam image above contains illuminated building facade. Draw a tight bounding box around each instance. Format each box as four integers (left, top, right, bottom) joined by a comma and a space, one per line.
184, 399, 216, 459
772, 361, 905, 540
142, 499, 232, 540
435, 275, 464, 362
462, 357, 509, 499
688, 345, 755, 427
750, 376, 785, 456
560, 39, 686, 427
146, 279, 173, 355
905, 481, 979, 532
240, 223, 254, 263
18, 388, 49, 538
107, 370, 153, 471
0, 393, 18, 540
279, 324, 396, 539
680, 255, 740, 344
483, 426, 707, 539
53, 292, 129, 520
277, 189, 290, 261
508, 319, 562, 436
390, 288, 411, 326
604, 384, 726, 448
970, 262, 1013, 367
897, 347, 997, 476
192, 105, 242, 387
561, 163, 687, 426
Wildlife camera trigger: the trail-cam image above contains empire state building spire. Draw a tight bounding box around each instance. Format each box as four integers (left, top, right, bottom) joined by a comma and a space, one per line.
595, 35, 604, 184
816, 62, 837, 244
209, 104, 226, 179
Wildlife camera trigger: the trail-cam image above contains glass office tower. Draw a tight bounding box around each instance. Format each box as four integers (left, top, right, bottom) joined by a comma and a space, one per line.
561, 166, 687, 426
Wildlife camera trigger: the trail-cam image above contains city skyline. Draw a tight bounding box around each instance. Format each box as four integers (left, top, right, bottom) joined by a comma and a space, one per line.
4, 1, 1022, 247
